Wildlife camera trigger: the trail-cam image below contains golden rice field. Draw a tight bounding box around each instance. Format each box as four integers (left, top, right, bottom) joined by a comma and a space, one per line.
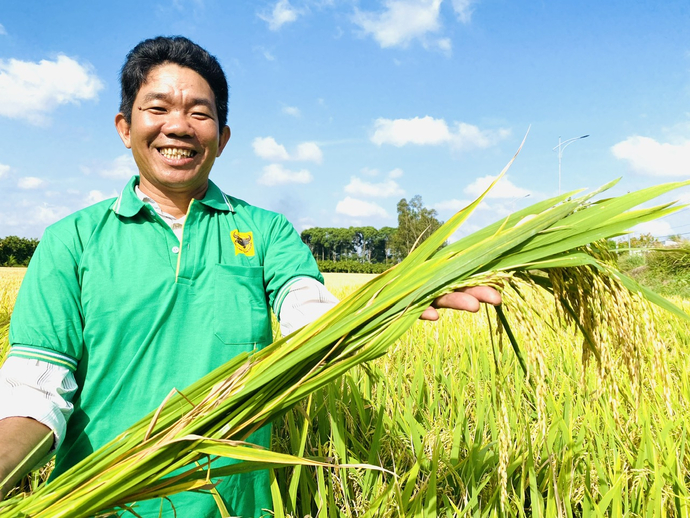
2, 269, 690, 516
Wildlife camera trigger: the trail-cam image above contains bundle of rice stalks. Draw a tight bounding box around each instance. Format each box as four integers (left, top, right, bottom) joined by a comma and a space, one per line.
2, 157, 689, 517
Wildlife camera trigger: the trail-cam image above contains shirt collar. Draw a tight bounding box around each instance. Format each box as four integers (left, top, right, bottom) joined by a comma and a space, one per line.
198, 179, 235, 212
111, 176, 234, 217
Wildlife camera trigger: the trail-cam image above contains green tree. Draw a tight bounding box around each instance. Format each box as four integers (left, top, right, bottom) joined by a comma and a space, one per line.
629, 233, 660, 248
391, 195, 442, 259
0, 236, 39, 266
371, 226, 396, 263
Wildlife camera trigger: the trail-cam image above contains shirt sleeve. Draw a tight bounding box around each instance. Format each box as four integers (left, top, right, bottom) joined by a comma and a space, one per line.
262, 213, 325, 315
0, 356, 77, 467
9, 226, 84, 365
278, 277, 340, 336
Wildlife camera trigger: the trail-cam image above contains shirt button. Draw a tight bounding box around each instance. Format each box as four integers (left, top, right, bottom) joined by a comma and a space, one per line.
150, 210, 155, 216
172, 246, 180, 254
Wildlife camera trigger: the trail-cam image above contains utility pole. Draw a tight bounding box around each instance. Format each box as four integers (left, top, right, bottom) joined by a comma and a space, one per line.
553, 134, 589, 195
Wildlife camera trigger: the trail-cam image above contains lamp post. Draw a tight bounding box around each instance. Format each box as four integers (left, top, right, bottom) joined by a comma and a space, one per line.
553, 134, 589, 195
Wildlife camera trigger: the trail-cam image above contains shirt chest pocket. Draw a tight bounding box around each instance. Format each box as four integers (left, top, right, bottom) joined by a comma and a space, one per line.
213, 264, 272, 347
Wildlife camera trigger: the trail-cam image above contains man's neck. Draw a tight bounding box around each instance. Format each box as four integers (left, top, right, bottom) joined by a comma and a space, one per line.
137, 180, 208, 218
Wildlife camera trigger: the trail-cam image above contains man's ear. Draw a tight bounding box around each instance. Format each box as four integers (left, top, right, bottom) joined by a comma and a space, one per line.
115, 113, 132, 149
216, 126, 231, 157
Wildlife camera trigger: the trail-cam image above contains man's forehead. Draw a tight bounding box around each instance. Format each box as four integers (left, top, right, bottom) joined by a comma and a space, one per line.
137, 64, 216, 103
141, 62, 207, 85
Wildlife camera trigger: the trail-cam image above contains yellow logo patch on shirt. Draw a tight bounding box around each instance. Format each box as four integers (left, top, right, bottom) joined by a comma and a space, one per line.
231, 229, 255, 256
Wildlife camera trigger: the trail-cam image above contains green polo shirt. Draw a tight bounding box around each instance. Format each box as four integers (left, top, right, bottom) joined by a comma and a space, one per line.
9, 176, 323, 517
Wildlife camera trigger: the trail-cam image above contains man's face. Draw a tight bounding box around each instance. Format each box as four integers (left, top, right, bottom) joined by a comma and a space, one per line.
115, 63, 230, 194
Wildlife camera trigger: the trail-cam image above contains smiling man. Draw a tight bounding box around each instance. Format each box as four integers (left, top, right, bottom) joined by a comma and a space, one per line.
0, 36, 500, 517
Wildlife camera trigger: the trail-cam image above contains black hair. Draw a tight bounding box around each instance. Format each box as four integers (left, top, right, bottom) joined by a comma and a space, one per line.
119, 36, 228, 127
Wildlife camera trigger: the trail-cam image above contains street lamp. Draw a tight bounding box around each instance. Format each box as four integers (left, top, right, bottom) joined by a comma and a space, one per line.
553, 134, 589, 195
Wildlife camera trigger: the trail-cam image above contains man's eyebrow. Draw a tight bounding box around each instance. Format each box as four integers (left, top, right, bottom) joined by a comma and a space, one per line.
140, 92, 171, 103
140, 92, 215, 111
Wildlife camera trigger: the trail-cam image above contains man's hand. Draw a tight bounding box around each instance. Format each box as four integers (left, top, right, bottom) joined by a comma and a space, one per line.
420, 286, 502, 321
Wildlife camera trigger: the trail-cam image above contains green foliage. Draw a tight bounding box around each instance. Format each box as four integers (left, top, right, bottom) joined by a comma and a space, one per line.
647, 244, 690, 274
0, 236, 39, 267
617, 251, 646, 271
316, 260, 391, 274
619, 244, 690, 299
301, 226, 396, 263
629, 232, 661, 248
390, 195, 443, 259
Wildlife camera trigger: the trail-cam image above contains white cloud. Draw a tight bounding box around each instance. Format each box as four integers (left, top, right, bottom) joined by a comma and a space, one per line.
253, 136, 290, 161
253, 136, 323, 163
298, 217, 315, 232
294, 142, 323, 163
631, 220, 674, 238
371, 116, 450, 146
282, 105, 301, 117
255, 46, 276, 61
100, 154, 138, 179
434, 199, 492, 212
451, 0, 475, 23
611, 136, 690, 177
336, 197, 388, 218
452, 123, 511, 151
258, 163, 313, 186
352, 0, 443, 49
259, 0, 300, 31
463, 175, 531, 199
17, 177, 45, 189
34, 203, 72, 225
360, 167, 380, 176
388, 167, 404, 178
434, 198, 471, 212
0, 203, 73, 237
85, 189, 118, 206
436, 38, 452, 55
0, 24, 6, 36
345, 176, 404, 197
0, 163, 10, 178
371, 116, 510, 150
0, 55, 103, 125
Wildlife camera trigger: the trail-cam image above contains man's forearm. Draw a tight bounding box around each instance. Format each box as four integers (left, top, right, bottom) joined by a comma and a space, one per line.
0, 417, 53, 500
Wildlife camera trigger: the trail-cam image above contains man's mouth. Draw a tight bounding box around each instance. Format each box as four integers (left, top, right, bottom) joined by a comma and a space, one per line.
157, 147, 197, 160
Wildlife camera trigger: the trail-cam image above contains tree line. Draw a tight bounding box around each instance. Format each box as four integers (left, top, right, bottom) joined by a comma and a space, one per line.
0, 236, 39, 266
301, 195, 443, 268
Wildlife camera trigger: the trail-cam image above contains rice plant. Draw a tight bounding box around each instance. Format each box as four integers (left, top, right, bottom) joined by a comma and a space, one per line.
0, 268, 23, 366
272, 284, 690, 516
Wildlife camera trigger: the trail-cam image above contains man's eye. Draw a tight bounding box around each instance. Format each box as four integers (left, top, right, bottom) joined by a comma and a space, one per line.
147, 106, 167, 113
192, 112, 212, 119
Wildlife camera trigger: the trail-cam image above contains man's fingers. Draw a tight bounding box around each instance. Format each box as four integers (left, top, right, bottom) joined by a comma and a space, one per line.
432, 291, 482, 313
420, 306, 440, 321
419, 286, 502, 321
451, 286, 502, 306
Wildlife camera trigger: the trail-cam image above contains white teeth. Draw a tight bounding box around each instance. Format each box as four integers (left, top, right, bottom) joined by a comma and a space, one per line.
159, 148, 194, 159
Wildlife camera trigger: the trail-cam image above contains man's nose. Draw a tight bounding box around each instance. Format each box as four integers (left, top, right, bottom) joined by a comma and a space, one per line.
163, 110, 193, 137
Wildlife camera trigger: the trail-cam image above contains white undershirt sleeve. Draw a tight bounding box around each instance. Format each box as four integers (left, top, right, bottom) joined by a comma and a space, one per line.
278, 277, 339, 336
0, 356, 77, 467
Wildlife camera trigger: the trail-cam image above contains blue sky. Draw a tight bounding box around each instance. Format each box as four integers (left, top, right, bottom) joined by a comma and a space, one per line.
1, 0, 689, 240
